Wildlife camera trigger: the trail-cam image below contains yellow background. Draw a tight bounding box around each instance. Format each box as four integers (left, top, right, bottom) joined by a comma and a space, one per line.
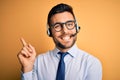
0, 0, 120, 80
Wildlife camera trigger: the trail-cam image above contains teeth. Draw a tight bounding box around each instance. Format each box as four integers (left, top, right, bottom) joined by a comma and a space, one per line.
62, 36, 70, 41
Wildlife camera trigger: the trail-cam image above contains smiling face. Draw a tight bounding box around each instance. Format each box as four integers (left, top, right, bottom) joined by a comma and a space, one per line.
50, 11, 77, 52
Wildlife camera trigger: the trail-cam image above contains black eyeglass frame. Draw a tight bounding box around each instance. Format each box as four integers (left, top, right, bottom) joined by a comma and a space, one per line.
50, 20, 77, 32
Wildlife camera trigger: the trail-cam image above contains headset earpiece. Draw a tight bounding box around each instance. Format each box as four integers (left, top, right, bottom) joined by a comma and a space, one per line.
76, 21, 80, 33
47, 24, 51, 37
76, 26, 80, 32
47, 28, 52, 37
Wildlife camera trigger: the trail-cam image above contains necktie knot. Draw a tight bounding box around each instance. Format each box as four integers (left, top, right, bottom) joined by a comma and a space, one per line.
58, 52, 68, 60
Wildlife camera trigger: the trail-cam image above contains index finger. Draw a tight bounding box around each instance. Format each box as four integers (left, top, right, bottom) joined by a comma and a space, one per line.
20, 37, 27, 46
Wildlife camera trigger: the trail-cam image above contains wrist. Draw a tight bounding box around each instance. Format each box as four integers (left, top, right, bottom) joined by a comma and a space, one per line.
21, 65, 33, 73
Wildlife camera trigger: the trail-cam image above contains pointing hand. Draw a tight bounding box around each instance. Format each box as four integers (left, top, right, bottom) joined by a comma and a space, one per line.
17, 38, 36, 73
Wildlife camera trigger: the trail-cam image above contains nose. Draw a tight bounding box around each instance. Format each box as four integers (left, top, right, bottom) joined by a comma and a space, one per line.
62, 24, 69, 33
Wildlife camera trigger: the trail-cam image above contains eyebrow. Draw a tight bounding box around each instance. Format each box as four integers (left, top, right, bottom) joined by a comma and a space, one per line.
51, 20, 75, 26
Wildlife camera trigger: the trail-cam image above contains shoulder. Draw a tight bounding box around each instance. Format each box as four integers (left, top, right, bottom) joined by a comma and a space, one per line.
81, 49, 102, 71
77, 49, 102, 76
36, 51, 51, 60
34, 51, 52, 66
77, 48, 102, 67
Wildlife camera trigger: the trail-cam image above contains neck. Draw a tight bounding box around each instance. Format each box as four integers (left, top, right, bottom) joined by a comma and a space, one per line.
59, 48, 69, 53
56, 46, 71, 52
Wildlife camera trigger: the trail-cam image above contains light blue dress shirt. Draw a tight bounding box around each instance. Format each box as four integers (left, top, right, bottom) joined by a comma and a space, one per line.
22, 44, 102, 80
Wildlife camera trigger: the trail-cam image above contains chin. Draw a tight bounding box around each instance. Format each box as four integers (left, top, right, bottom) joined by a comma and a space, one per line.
57, 40, 75, 49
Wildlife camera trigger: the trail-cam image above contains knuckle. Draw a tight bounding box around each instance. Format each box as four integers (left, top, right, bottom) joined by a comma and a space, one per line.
23, 47, 26, 50
21, 50, 25, 54
32, 46, 35, 49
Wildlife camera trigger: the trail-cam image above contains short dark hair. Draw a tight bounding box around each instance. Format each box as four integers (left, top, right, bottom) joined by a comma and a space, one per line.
47, 3, 75, 27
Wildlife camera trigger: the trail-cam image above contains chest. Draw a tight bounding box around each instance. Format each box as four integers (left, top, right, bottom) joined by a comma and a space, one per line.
37, 56, 87, 80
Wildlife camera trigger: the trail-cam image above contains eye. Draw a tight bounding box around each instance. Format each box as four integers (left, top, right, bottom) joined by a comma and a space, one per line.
66, 22, 75, 28
54, 24, 61, 29
53, 23, 62, 31
67, 22, 74, 26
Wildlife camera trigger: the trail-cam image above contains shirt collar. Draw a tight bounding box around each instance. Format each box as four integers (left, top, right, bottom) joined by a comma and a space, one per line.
52, 44, 78, 58
67, 44, 78, 58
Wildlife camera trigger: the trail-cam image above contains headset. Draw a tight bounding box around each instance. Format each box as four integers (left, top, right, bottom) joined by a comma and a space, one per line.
47, 20, 80, 37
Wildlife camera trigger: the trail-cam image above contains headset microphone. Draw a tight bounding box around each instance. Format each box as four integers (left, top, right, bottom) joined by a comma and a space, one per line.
71, 26, 80, 37
70, 32, 77, 37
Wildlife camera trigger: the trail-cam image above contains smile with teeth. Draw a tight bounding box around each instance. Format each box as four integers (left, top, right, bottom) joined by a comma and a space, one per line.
61, 36, 71, 41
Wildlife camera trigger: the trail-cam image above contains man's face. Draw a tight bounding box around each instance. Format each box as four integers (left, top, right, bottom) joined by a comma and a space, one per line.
50, 12, 77, 51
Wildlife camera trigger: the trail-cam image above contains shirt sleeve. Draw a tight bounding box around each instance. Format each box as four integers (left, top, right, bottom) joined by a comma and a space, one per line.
21, 67, 38, 80
86, 57, 102, 80
21, 71, 33, 80
21, 57, 39, 80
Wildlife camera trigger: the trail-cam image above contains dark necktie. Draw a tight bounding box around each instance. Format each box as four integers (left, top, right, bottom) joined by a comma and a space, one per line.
56, 52, 68, 80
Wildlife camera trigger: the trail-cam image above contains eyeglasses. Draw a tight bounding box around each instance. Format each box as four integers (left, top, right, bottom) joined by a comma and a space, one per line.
50, 20, 76, 32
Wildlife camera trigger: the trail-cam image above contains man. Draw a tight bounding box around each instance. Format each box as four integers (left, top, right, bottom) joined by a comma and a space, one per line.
17, 3, 102, 80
